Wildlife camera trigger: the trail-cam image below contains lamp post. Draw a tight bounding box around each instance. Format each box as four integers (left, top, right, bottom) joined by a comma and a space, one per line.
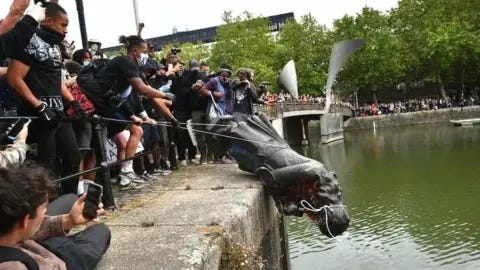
132, 0, 141, 32
75, 0, 88, 50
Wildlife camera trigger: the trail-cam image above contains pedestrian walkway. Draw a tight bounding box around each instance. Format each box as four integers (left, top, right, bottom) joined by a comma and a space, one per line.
97, 163, 280, 269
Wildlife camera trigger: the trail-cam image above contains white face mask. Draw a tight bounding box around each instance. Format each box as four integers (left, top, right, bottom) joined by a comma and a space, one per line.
137, 53, 149, 66
83, 61, 90, 66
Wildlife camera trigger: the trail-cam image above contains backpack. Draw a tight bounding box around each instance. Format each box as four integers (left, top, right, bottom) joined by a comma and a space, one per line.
0, 246, 39, 270
78, 58, 110, 79
76, 58, 122, 116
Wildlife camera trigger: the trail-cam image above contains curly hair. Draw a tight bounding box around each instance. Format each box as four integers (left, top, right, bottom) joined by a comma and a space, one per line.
0, 162, 55, 236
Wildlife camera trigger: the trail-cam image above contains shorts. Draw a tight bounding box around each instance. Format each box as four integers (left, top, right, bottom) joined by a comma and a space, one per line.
72, 120, 92, 151
142, 123, 160, 147
106, 110, 129, 139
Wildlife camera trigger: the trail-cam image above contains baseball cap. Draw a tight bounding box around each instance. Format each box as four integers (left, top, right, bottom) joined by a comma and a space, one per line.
189, 59, 200, 72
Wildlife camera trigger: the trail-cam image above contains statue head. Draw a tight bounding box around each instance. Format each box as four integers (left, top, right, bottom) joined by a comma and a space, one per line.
272, 160, 350, 238
304, 167, 350, 237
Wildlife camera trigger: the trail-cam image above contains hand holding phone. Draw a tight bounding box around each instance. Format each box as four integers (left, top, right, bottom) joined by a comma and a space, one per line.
7, 117, 31, 141
82, 182, 103, 220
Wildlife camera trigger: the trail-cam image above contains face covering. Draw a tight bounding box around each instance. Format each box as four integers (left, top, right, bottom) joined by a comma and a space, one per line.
37, 26, 65, 45
83, 61, 91, 66
137, 53, 149, 66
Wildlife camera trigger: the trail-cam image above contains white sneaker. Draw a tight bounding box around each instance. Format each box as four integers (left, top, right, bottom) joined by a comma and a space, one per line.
119, 171, 146, 184
140, 171, 155, 181
119, 181, 144, 191
152, 168, 172, 176
179, 160, 188, 167
189, 159, 200, 165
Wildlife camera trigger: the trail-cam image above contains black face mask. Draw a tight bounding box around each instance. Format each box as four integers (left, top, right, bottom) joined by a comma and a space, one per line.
37, 26, 65, 45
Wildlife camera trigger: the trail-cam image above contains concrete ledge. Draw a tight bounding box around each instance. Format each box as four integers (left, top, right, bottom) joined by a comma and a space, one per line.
96, 165, 280, 270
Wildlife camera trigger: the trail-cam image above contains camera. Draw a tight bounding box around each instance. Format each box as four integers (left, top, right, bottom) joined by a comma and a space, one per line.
171, 48, 181, 55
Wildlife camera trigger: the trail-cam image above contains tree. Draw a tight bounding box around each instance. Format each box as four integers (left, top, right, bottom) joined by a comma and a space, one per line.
159, 42, 210, 63
274, 14, 332, 96
332, 7, 405, 103
209, 11, 277, 85
391, 0, 480, 99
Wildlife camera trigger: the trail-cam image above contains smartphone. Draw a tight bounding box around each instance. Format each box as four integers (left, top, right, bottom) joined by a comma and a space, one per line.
82, 182, 103, 220
7, 117, 31, 141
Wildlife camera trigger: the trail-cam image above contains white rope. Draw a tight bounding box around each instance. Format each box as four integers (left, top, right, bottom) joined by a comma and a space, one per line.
300, 200, 346, 238
97, 117, 289, 149
160, 123, 289, 149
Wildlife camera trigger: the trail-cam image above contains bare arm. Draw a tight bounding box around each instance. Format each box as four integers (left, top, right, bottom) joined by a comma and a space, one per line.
0, 67, 7, 79
64, 76, 77, 88
6, 59, 41, 108
128, 77, 168, 99
0, 0, 29, 34
61, 81, 75, 103
151, 98, 175, 120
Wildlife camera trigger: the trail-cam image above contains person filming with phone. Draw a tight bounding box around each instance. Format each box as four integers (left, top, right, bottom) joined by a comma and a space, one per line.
0, 118, 30, 167
0, 162, 111, 270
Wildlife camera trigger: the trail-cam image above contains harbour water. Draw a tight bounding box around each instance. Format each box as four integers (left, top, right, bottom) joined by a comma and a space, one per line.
289, 123, 480, 270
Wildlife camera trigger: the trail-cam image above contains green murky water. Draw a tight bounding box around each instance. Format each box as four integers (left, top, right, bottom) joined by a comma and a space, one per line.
288, 124, 480, 270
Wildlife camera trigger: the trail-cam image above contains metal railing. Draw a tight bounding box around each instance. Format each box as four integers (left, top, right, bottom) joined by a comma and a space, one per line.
254, 102, 351, 119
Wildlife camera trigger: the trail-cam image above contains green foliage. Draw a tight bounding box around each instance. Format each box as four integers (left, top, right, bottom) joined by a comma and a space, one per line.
391, 0, 480, 97
332, 8, 405, 100
128, 2, 480, 101
274, 14, 331, 95
158, 42, 210, 63
209, 11, 277, 85
103, 47, 126, 58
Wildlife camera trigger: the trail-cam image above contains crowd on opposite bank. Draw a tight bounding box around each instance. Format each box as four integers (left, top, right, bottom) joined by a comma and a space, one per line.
354, 96, 479, 117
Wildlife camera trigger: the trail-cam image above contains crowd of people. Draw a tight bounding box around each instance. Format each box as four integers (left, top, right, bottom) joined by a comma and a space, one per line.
355, 96, 479, 117
2, 1, 480, 269
0, 1, 272, 269
259, 92, 326, 105
0, 1, 110, 269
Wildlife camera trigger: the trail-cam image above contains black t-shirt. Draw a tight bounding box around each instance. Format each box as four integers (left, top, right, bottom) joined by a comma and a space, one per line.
13, 32, 63, 115
97, 55, 140, 94
233, 86, 252, 114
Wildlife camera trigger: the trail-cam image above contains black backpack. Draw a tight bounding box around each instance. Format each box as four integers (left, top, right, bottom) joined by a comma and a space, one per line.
77, 58, 110, 81
76, 58, 123, 116
0, 246, 39, 270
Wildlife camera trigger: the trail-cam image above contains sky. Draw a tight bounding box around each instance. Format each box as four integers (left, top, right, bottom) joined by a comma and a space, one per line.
0, 0, 398, 48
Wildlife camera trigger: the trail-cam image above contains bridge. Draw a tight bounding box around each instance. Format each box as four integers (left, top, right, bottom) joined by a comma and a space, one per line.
254, 102, 352, 144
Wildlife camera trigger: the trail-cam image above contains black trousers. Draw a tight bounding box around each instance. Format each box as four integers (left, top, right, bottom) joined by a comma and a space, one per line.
28, 120, 81, 195
46, 194, 78, 216
174, 110, 197, 160
41, 224, 111, 270
42, 194, 111, 270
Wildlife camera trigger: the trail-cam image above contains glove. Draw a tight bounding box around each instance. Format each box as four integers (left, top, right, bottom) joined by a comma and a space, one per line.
104, 90, 122, 108
164, 92, 176, 102
25, 2, 46, 23
170, 118, 180, 129
69, 100, 86, 119
36, 102, 56, 123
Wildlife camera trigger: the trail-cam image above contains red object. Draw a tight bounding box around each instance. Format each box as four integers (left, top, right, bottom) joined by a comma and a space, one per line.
66, 83, 95, 116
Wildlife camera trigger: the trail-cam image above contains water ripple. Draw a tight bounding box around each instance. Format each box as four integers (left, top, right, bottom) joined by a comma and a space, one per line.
288, 201, 480, 269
